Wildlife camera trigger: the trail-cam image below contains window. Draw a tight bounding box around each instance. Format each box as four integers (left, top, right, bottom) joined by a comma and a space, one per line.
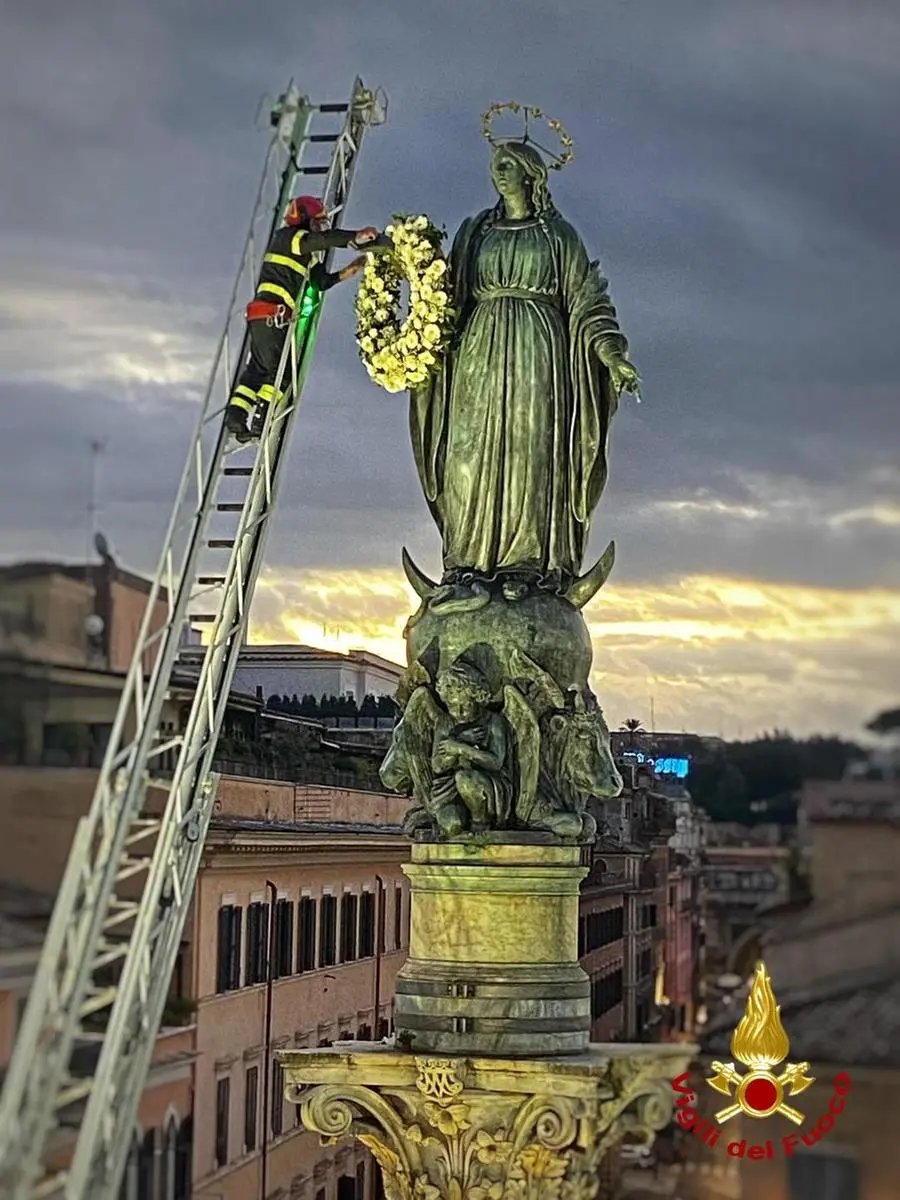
271, 1060, 284, 1137
340, 893, 359, 962
216, 905, 242, 992
215, 1078, 230, 1167
789, 1153, 859, 1200
394, 886, 403, 949
583, 906, 624, 953
378, 883, 386, 953
246, 902, 269, 985
359, 891, 375, 957
298, 897, 317, 971
590, 968, 623, 1018
638, 949, 653, 978
160, 1119, 178, 1200
174, 1118, 191, 1200
356, 1162, 367, 1200
640, 903, 658, 929
319, 895, 337, 967
244, 1066, 259, 1152
137, 1129, 155, 1200
273, 900, 294, 978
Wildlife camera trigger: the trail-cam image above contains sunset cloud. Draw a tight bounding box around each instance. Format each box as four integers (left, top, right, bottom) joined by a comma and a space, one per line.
249, 568, 899, 738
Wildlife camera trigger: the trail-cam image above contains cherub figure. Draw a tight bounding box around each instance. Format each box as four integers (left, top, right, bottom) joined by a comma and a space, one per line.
430, 662, 512, 834
381, 658, 531, 839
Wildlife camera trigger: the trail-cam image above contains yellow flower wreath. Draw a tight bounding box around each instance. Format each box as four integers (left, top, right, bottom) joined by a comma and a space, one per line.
355, 214, 454, 394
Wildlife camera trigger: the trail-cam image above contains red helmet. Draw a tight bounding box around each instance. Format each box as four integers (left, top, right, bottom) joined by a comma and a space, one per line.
285, 195, 326, 227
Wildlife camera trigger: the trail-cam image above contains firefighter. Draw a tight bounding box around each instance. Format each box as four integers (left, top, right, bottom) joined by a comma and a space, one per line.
224, 195, 379, 442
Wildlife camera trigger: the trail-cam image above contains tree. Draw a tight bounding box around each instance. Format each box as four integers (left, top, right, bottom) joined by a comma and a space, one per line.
376, 694, 397, 717
267, 694, 283, 711
867, 706, 900, 736
360, 693, 379, 717
620, 718, 645, 748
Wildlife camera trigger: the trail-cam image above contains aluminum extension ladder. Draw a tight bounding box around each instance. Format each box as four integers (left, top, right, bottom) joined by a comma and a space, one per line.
0, 77, 385, 1200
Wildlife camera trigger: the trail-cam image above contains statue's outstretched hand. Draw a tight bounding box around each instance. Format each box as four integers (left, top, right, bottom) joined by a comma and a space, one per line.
608, 358, 642, 399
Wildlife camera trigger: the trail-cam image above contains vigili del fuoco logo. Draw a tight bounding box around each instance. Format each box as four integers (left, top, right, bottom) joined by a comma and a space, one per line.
672, 962, 852, 1161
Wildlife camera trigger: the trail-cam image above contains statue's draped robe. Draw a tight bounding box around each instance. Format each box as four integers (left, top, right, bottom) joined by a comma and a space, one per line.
410, 209, 627, 584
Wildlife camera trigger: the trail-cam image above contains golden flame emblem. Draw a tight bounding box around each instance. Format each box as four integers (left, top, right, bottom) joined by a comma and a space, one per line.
706, 961, 815, 1125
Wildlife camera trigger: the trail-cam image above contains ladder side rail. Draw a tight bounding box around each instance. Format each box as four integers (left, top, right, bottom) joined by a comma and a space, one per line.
69, 776, 222, 1198
208, 77, 375, 746
0, 88, 311, 1199
62, 91, 365, 1200
64, 137, 316, 1195
192, 76, 379, 799
99, 91, 313, 790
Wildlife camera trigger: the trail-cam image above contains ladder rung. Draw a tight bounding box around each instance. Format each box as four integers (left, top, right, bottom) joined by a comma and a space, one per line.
79, 987, 117, 1019
310, 133, 339, 143
216, 502, 244, 512
198, 575, 226, 585
299, 166, 328, 175
318, 102, 349, 114
55, 1080, 92, 1110
208, 539, 235, 548
33, 1171, 67, 1198
190, 614, 217, 623
93, 944, 128, 970
224, 467, 253, 475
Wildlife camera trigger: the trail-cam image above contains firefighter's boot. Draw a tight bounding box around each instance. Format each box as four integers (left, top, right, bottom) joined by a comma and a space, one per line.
224, 404, 253, 443
249, 401, 268, 441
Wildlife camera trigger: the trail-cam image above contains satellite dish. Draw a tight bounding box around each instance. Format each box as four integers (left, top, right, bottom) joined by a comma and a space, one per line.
85, 614, 105, 637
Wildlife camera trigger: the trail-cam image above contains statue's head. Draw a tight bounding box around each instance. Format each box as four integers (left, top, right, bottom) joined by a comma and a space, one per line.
490, 141, 554, 217
436, 661, 491, 720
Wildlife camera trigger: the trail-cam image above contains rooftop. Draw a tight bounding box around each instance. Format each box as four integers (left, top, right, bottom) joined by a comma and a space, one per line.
0, 558, 161, 599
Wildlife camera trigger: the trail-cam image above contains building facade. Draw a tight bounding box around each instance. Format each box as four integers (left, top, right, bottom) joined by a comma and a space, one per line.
699, 777, 900, 1200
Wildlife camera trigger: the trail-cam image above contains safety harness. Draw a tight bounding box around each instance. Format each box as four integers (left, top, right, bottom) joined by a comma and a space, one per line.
245, 298, 292, 328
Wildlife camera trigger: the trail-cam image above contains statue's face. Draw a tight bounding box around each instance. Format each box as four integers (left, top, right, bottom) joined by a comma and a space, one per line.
491, 149, 528, 205
437, 676, 474, 720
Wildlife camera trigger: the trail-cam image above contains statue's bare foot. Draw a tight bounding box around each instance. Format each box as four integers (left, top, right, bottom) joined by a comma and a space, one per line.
434, 799, 467, 838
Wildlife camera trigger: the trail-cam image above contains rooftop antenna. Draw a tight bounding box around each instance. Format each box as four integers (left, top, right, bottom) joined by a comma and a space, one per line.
87, 438, 106, 562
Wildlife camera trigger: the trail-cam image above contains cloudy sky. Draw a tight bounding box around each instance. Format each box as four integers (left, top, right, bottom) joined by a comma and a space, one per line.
2, 0, 898, 739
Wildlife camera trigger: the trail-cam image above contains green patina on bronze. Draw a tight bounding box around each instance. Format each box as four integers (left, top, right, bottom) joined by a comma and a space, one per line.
380, 139, 641, 843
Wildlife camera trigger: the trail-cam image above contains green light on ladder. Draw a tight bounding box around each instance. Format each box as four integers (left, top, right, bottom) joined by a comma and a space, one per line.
298, 284, 320, 321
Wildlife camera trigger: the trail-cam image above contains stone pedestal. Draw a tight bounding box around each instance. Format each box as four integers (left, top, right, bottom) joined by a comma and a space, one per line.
395, 841, 590, 1057
279, 1043, 694, 1200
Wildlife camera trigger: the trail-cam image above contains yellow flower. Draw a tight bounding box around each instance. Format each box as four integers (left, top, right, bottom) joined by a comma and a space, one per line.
354, 212, 453, 392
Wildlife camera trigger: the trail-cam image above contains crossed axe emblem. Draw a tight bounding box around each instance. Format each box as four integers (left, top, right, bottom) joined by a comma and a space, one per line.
707, 1060, 815, 1125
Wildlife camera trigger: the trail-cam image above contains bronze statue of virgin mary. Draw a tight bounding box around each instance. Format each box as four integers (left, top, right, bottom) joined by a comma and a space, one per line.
408, 139, 640, 601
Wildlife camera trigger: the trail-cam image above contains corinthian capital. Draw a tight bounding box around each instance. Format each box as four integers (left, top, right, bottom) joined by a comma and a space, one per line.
282, 1045, 693, 1200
